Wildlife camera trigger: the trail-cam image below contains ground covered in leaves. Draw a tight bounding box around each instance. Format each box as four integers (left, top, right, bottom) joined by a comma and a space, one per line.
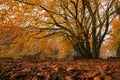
0, 58, 120, 80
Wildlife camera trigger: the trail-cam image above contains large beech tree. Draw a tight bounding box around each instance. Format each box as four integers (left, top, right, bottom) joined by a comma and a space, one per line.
15, 0, 120, 58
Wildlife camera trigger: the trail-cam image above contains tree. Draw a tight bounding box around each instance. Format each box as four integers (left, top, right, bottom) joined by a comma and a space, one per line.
114, 0, 120, 57
0, 0, 34, 56
108, 18, 120, 57
14, 0, 120, 58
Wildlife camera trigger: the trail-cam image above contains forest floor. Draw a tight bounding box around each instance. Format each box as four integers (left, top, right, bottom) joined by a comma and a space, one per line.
0, 58, 120, 80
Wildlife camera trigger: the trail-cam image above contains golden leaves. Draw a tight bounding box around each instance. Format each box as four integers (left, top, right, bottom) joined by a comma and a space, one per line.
0, 0, 4, 4
107, 18, 120, 50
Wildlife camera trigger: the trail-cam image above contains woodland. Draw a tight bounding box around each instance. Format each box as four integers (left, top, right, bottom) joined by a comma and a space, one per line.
0, 0, 120, 59
0, 0, 120, 79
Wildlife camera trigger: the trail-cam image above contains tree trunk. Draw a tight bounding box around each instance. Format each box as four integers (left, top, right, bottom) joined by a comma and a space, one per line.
92, 43, 100, 58
72, 40, 92, 59
85, 40, 92, 58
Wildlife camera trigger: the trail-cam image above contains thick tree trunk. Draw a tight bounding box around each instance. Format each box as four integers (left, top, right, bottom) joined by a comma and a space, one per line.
91, 14, 100, 58
72, 41, 92, 59
92, 43, 100, 58
85, 41, 92, 58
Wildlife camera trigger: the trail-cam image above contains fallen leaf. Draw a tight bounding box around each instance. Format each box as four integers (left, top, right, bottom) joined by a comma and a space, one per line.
54, 67, 59, 72
65, 76, 73, 80
45, 75, 50, 80
104, 76, 112, 80
93, 76, 101, 80
66, 67, 74, 72
32, 76, 38, 80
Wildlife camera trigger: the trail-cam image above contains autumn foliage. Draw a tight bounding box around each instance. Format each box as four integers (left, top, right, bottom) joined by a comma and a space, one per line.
0, 0, 120, 80
0, 0, 120, 59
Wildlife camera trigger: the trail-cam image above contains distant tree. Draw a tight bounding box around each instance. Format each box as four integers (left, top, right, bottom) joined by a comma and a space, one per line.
109, 17, 120, 58
0, 0, 38, 54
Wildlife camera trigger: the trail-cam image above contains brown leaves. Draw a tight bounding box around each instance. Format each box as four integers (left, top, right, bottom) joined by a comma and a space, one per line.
66, 67, 74, 72
0, 59, 120, 80
93, 76, 101, 80
104, 76, 112, 80
53, 66, 59, 72
65, 76, 73, 80
10, 72, 28, 79
93, 75, 112, 80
